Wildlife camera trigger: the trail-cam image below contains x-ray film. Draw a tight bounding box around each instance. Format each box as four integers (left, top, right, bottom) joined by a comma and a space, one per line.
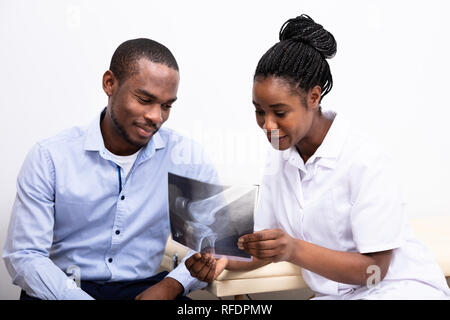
168, 173, 258, 261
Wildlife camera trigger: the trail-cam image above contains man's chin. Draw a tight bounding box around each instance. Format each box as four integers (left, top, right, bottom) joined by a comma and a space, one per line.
129, 137, 151, 149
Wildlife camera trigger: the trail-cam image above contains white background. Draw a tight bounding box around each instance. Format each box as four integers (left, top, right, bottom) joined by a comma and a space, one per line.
1, 0, 449, 299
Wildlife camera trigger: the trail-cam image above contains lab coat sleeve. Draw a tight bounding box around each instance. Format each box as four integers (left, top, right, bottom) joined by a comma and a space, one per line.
349, 154, 408, 254
254, 150, 280, 231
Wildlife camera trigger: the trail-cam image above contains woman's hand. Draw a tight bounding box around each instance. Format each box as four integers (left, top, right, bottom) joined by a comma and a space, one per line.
237, 229, 297, 263
185, 253, 228, 283
239, 229, 394, 286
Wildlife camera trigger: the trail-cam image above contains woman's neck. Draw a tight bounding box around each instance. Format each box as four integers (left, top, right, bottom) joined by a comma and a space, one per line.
295, 113, 333, 164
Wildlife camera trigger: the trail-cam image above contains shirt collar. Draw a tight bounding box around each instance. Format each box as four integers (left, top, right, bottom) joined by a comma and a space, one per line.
311, 111, 348, 160
282, 111, 349, 169
83, 108, 166, 157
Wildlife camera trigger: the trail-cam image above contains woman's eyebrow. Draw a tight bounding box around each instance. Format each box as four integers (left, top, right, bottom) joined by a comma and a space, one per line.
269, 103, 289, 108
252, 101, 288, 108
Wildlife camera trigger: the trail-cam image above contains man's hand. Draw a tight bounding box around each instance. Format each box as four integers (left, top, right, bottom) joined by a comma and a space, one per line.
185, 253, 228, 283
135, 277, 184, 300
237, 229, 297, 263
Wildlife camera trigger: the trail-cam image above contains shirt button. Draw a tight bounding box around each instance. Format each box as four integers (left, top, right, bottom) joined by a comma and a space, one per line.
115, 230, 120, 235
120, 195, 125, 200
108, 258, 113, 263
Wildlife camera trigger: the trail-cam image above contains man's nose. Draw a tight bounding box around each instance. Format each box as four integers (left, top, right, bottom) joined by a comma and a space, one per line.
143, 105, 163, 124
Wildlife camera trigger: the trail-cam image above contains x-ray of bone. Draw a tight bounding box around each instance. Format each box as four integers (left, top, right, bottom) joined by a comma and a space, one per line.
168, 173, 258, 261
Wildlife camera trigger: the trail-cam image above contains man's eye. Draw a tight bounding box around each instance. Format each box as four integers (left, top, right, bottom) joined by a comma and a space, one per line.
255, 110, 265, 116
161, 104, 172, 110
275, 112, 286, 117
138, 97, 152, 103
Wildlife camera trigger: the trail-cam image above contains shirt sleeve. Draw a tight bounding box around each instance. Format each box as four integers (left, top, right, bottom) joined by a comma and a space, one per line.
349, 154, 408, 254
164, 250, 207, 295
2, 143, 94, 300
168, 133, 221, 185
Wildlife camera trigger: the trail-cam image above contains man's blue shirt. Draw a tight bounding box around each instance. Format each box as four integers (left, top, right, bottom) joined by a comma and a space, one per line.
3, 109, 218, 299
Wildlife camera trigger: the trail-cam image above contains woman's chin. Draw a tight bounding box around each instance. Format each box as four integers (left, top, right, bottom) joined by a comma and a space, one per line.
269, 140, 291, 151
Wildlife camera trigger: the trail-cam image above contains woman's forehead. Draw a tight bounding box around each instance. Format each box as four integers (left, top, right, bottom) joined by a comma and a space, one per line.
253, 76, 303, 100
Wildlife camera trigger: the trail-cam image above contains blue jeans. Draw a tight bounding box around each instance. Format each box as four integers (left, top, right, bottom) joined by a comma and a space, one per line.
19, 271, 190, 300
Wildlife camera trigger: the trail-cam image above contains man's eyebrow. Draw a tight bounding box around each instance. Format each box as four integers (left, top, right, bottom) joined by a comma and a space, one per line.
134, 89, 158, 100
134, 89, 177, 103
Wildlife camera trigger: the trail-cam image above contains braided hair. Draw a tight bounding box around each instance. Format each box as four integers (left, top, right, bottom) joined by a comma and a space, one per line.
254, 14, 337, 103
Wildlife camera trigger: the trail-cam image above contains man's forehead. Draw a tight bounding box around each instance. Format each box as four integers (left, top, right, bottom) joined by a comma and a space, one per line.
125, 59, 179, 100
135, 58, 179, 79
127, 58, 178, 87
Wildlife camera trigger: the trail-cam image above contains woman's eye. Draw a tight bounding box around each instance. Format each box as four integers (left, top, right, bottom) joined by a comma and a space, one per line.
275, 112, 286, 117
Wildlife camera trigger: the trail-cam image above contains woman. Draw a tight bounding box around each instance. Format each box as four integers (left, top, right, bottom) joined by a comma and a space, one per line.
186, 14, 449, 299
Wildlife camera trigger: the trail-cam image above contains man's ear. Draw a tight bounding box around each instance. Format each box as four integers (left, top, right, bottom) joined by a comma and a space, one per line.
102, 70, 117, 97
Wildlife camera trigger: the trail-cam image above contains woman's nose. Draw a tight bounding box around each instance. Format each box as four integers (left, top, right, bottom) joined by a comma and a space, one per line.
262, 115, 278, 132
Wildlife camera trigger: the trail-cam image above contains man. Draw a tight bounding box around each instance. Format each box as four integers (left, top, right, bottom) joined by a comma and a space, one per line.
3, 38, 216, 300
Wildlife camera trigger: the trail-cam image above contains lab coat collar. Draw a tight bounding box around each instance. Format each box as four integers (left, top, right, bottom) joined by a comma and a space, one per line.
282, 111, 349, 170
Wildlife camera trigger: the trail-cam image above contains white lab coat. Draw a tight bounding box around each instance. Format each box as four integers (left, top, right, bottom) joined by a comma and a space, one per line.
255, 111, 450, 299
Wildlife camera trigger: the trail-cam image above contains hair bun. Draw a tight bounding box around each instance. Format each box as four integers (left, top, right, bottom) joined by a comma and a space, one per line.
279, 14, 337, 59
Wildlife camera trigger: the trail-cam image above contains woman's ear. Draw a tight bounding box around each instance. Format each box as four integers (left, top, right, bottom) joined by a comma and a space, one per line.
102, 70, 117, 97
308, 85, 322, 109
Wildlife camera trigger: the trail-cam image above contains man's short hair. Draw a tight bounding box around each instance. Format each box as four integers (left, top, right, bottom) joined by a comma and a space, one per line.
109, 38, 179, 84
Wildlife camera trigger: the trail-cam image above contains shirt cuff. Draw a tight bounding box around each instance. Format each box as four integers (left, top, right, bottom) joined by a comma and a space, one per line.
61, 280, 95, 300
357, 240, 404, 254
165, 251, 208, 296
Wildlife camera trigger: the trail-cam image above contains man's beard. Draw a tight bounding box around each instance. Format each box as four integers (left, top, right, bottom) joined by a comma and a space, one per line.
110, 105, 148, 148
